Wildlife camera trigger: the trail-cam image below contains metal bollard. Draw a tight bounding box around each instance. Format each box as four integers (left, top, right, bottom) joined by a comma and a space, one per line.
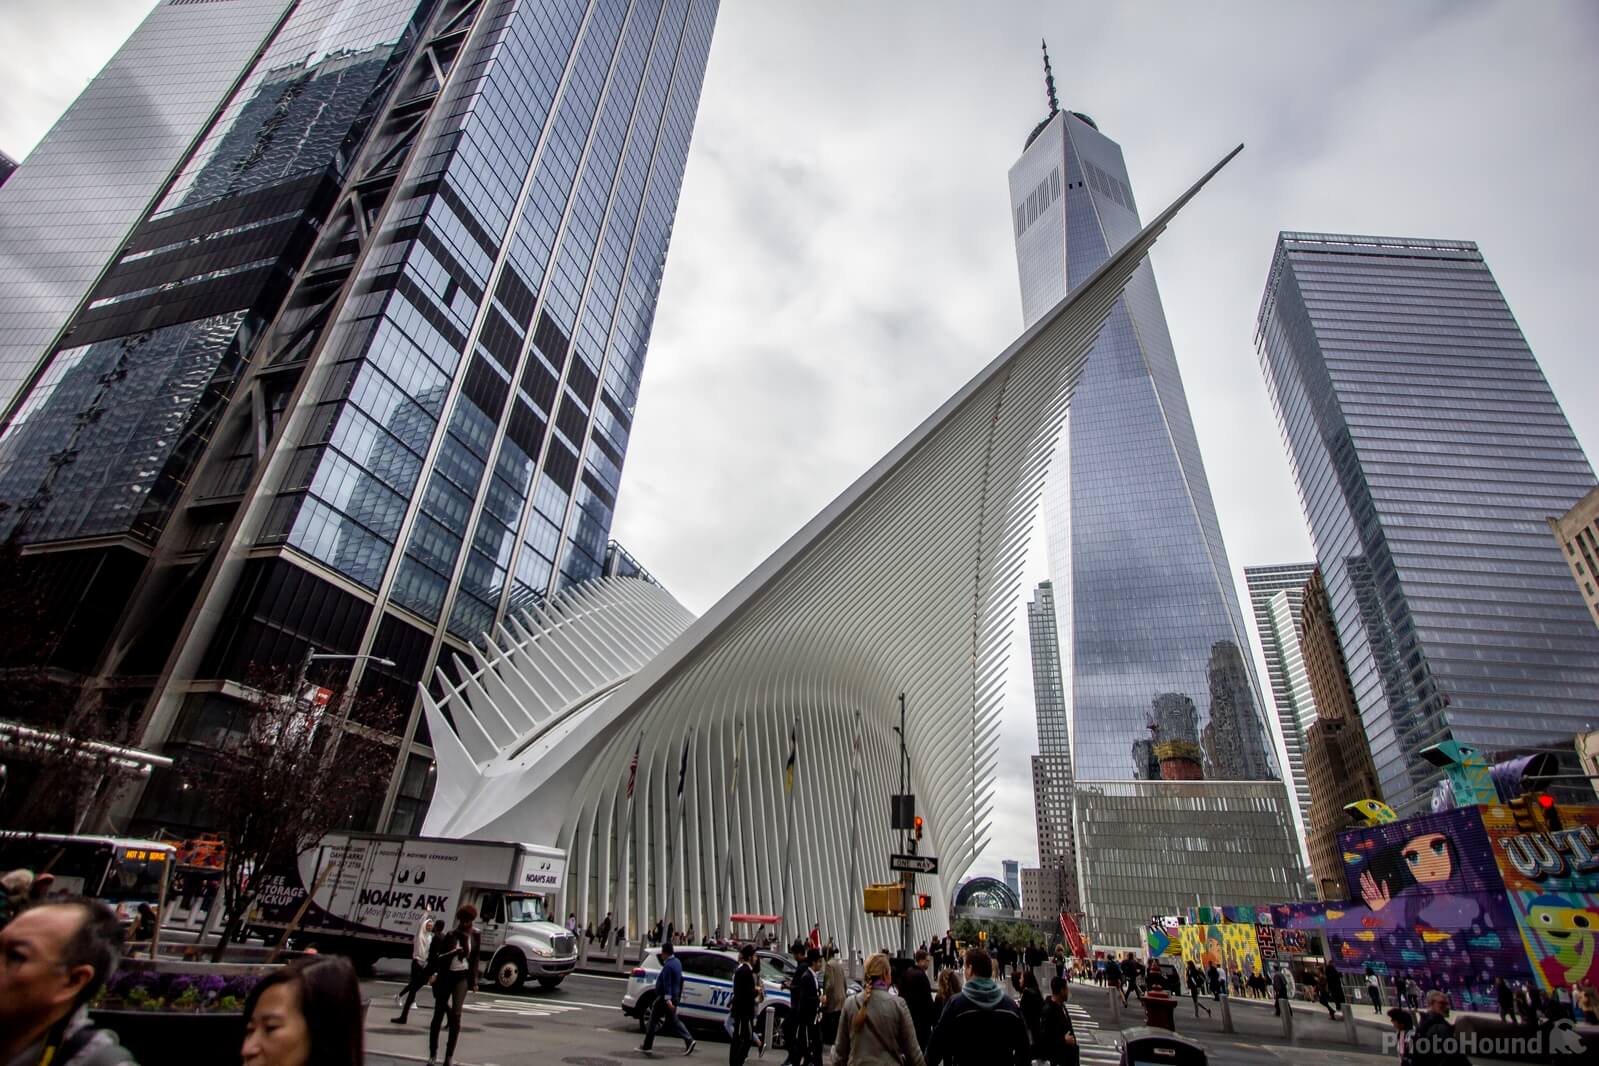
1109, 989, 1122, 1026
1343, 1003, 1359, 1044
1220, 993, 1234, 1034
1280, 999, 1294, 1041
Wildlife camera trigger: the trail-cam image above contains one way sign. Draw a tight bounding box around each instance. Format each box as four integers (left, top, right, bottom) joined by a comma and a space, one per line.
889, 854, 939, 874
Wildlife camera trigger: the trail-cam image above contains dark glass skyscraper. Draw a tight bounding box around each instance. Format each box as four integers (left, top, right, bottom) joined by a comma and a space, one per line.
1010, 94, 1302, 948
1026, 580, 1078, 919
1256, 232, 1599, 814
0, 0, 718, 834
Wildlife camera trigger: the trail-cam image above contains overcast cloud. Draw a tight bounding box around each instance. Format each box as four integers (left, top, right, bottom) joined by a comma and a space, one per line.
4, 1, 1595, 884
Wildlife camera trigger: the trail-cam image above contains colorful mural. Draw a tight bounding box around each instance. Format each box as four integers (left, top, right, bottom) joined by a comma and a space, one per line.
1146, 915, 1183, 958
1483, 803, 1599, 991
1273, 805, 1532, 1010
1179, 921, 1263, 982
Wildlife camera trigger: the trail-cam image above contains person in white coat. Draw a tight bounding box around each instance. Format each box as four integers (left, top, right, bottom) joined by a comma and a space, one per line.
393, 916, 440, 1023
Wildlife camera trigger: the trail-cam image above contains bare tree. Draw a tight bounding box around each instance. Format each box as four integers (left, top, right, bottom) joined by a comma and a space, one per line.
183, 667, 402, 960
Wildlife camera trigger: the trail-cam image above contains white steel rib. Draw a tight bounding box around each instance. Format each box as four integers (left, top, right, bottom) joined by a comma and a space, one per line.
421, 145, 1243, 949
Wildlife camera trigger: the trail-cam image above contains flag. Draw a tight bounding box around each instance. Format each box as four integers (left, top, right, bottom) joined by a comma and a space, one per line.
676, 735, 691, 797
784, 724, 797, 793
625, 736, 641, 799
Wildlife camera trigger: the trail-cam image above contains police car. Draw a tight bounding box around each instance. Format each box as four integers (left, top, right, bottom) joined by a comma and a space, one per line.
622, 947, 794, 1044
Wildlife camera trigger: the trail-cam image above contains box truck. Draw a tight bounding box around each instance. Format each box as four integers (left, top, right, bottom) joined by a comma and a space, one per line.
247, 832, 576, 989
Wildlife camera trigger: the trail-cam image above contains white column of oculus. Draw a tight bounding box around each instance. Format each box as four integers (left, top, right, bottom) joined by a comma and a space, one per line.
423, 146, 1243, 951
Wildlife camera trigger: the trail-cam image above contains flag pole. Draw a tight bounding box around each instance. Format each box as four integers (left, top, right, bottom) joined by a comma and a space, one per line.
846, 709, 862, 977
781, 717, 798, 942
662, 732, 692, 933
719, 723, 745, 927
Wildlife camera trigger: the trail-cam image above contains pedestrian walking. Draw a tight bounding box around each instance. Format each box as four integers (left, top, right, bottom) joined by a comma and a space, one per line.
393, 916, 441, 1023
924, 948, 1031, 1066
0, 899, 138, 1066
834, 953, 925, 1066
1414, 990, 1468, 1066
821, 947, 848, 1045
1271, 964, 1290, 1017
1186, 963, 1211, 1017
1387, 1008, 1415, 1066
1014, 968, 1043, 1057
934, 968, 961, 1015
427, 904, 481, 1066
638, 941, 696, 1056
729, 944, 762, 1066
1366, 967, 1384, 1015
897, 948, 936, 1049
803, 948, 825, 1066
1037, 976, 1079, 1066
1104, 955, 1123, 1003
599, 911, 614, 950
1321, 961, 1345, 1020
243, 955, 364, 1066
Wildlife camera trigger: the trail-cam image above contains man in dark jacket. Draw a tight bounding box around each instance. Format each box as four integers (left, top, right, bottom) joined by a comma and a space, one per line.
925, 947, 1032, 1066
897, 948, 937, 1048
1414, 990, 1470, 1065
787, 947, 821, 1066
730, 944, 760, 1066
0, 900, 137, 1066
638, 941, 695, 1055
1037, 976, 1079, 1066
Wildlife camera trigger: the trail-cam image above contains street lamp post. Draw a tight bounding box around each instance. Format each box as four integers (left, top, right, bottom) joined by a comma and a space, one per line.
291, 648, 395, 762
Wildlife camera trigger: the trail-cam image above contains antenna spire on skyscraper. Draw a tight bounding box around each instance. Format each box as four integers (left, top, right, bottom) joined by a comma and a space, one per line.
1041, 39, 1060, 116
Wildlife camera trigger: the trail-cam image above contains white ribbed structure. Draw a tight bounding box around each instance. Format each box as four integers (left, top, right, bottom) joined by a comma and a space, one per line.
421, 146, 1242, 951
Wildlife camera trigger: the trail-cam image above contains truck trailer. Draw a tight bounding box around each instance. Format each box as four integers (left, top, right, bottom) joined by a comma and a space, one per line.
247, 832, 577, 989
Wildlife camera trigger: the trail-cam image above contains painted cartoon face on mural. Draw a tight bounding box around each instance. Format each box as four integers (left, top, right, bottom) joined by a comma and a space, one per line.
1525, 894, 1599, 985
1404, 833, 1454, 884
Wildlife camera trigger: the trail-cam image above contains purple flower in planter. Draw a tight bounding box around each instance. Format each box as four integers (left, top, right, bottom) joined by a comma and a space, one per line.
163, 974, 200, 1001
108, 969, 163, 999
197, 975, 227, 1003
221, 974, 261, 1002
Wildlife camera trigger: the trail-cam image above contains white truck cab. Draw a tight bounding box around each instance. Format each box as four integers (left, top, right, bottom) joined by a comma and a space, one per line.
470, 882, 577, 989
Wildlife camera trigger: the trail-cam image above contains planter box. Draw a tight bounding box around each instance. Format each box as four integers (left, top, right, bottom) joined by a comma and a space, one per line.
90, 1008, 244, 1064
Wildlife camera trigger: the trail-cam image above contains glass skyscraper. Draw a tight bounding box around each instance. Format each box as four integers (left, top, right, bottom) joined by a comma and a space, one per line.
0, 0, 718, 835
1026, 580, 1078, 919
1009, 97, 1302, 948
1256, 232, 1599, 815
1243, 562, 1318, 878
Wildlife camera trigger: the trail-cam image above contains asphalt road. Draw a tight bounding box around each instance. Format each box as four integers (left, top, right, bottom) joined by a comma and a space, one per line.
354, 963, 1437, 1066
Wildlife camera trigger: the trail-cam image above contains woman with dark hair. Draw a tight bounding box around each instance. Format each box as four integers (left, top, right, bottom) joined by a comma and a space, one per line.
427, 904, 480, 1066
242, 955, 363, 1066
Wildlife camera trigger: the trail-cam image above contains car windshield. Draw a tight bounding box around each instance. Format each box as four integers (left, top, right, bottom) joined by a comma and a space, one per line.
759, 956, 791, 983
506, 895, 546, 923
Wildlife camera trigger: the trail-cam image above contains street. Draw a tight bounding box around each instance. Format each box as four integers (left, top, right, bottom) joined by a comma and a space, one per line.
355, 963, 1513, 1066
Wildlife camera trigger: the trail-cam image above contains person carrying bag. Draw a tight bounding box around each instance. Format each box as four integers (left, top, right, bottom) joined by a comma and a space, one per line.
834, 953, 925, 1066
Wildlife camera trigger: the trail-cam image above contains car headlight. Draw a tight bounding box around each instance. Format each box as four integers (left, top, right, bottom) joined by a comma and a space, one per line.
529, 945, 552, 957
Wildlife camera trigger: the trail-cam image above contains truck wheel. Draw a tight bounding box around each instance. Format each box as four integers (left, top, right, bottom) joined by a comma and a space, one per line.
537, 976, 564, 989
635, 992, 656, 1032
491, 950, 527, 991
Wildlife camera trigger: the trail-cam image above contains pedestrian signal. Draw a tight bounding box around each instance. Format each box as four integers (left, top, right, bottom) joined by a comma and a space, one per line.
978, 929, 987, 941
916, 894, 931, 910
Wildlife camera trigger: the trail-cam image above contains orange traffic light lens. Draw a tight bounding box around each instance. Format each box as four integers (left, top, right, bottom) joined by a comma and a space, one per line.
1537, 794, 1555, 809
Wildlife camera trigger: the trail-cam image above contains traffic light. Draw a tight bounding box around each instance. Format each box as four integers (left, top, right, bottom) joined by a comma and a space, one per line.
864, 883, 905, 916
1535, 793, 1563, 831
914, 815, 924, 841
1507, 796, 1544, 833
916, 894, 932, 910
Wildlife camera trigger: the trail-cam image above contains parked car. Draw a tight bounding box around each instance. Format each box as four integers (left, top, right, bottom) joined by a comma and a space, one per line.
622, 947, 793, 1045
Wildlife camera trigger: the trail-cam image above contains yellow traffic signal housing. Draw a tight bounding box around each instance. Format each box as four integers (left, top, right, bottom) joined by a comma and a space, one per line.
1507, 797, 1545, 833
864, 883, 906, 916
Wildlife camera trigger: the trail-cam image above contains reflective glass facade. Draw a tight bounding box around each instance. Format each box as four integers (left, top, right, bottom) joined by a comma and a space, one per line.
0, 0, 294, 421
1026, 581, 1078, 913
1009, 109, 1302, 948
0, 0, 718, 835
1256, 232, 1599, 814
1244, 562, 1318, 868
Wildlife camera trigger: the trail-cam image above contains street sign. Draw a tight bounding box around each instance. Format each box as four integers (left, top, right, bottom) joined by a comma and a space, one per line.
889, 853, 938, 874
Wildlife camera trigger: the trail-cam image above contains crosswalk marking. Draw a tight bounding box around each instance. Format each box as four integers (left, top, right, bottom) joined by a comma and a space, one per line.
464, 997, 585, 1018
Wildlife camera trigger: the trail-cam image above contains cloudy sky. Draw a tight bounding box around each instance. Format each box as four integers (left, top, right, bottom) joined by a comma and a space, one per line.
4, 1, 1596, 883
